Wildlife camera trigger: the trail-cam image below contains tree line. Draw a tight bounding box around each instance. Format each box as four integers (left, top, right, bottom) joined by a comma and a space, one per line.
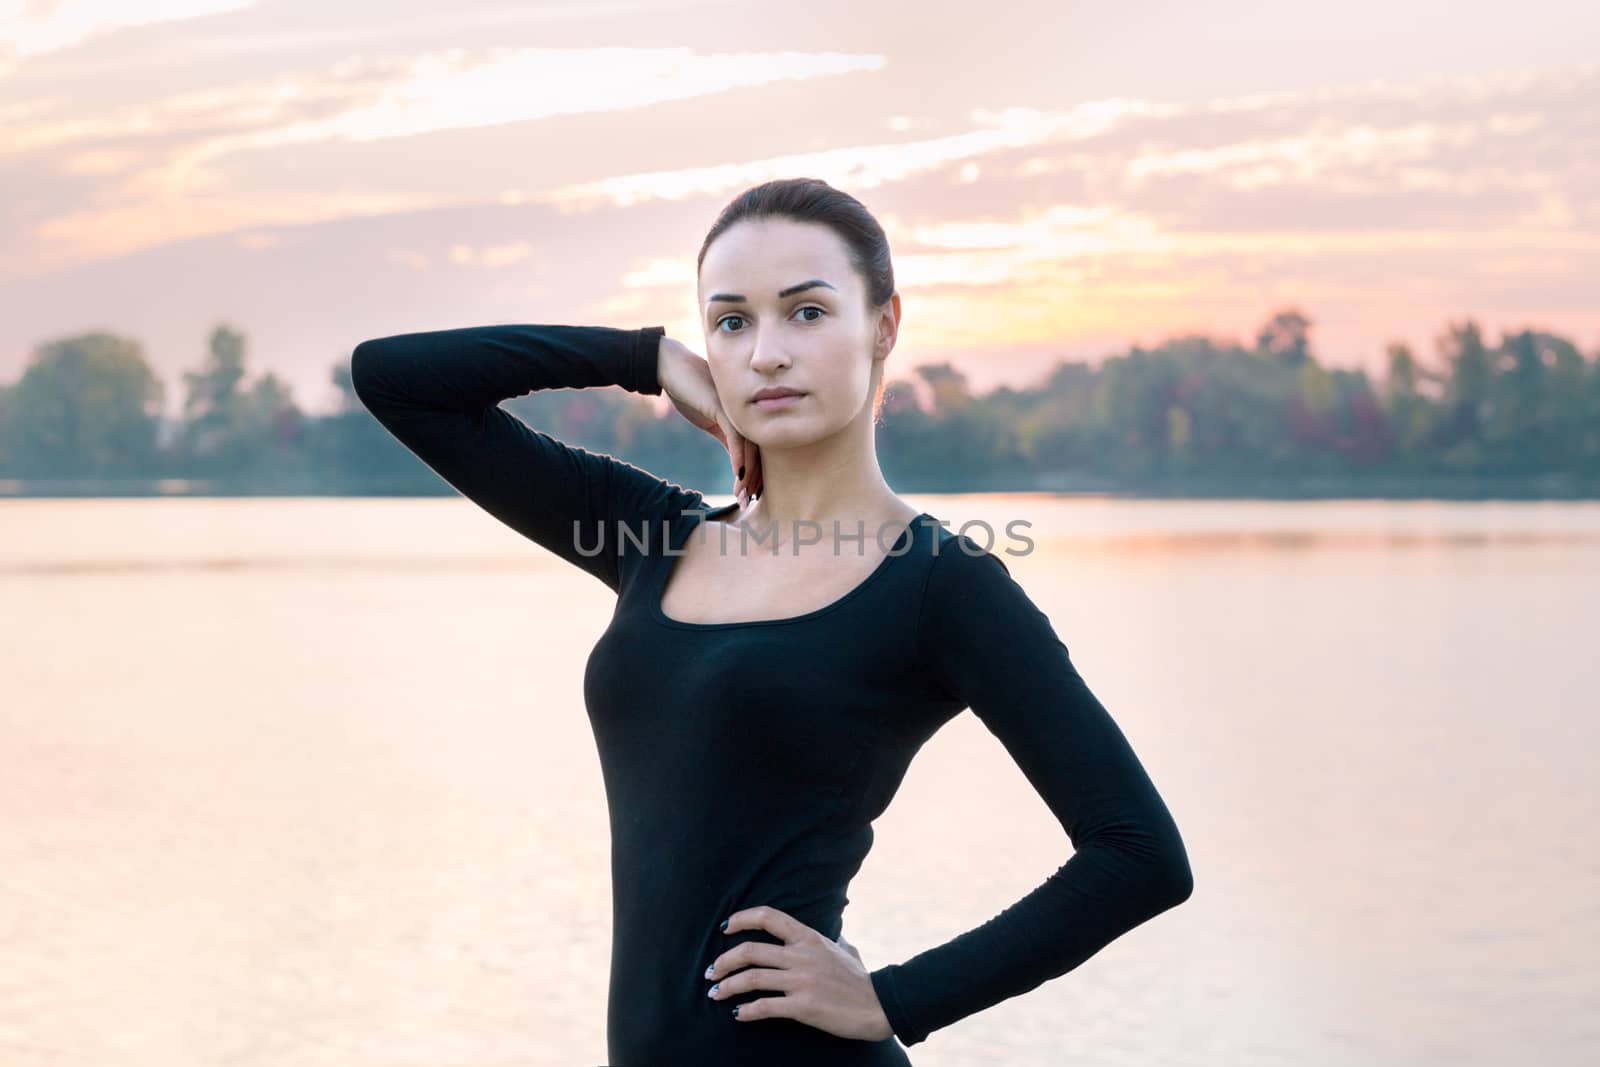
0, 309, 1596, 497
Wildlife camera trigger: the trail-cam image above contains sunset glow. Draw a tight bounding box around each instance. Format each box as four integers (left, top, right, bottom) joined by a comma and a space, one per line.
2, 0, 1595, 413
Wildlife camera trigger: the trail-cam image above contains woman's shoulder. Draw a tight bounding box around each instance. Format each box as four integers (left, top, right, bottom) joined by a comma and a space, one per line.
914, 516, 1034, 618
586, 461, 719, 585
921, 517, 1017, 571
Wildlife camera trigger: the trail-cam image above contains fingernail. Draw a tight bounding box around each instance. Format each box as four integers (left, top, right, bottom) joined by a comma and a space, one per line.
731, 1006, 740, 1019
707, 983, 720, 998
704, 964, 715, 980
719, 918, 729, 932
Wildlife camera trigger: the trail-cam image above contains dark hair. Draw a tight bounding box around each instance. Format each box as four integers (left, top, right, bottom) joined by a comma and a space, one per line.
697, 177, 896, 419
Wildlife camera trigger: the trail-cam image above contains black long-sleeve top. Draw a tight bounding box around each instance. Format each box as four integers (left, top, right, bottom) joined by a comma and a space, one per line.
348, 322, 1194, 1066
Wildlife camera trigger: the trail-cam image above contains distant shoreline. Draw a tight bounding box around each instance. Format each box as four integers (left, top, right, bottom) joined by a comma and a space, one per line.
3, 474, 1597, 502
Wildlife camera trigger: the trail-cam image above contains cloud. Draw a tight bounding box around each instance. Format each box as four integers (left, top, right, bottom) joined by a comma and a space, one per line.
2, 45, 887, 157
445, 241, 532, 268
1, 43, 888, 272
0, 0, 257, 74
2, 17, 1596, 403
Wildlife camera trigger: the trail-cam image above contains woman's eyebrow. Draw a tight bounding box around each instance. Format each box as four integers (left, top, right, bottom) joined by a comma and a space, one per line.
707, 279, 837, 304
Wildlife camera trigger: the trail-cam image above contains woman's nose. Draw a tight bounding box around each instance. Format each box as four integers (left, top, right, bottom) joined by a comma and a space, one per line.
748, 332, 790, 372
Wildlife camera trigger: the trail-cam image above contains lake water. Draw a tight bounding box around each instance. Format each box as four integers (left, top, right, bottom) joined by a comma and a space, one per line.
2, 495, 1596, 1066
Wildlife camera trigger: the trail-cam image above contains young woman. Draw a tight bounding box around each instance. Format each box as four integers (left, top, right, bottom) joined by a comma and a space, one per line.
350, 177, 1193, 1066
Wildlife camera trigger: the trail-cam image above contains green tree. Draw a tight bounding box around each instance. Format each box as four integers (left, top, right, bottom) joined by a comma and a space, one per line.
176, 324, 306, 478
917, 362, 971, 412
1434, 319, 1492, 466
1256, 307, 1314, 368
0, 384, 12, 472
179, 324, 250, 474
1, 332, 164, 477
237, 371, 307, 476
1484, 329, 1587, 471
1382, 341, 1434, 464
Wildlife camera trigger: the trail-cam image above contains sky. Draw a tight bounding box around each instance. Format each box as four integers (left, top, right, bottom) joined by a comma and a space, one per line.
1, 0, 1596, 416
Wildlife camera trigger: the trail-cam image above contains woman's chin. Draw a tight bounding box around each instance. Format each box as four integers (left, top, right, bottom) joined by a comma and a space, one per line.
748, 422, 828, 450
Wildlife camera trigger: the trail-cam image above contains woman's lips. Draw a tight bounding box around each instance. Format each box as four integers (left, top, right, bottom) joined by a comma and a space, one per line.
753, 392, 805, 410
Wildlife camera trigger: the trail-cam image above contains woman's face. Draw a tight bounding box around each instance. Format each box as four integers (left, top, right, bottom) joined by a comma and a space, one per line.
697, 217, 892, 449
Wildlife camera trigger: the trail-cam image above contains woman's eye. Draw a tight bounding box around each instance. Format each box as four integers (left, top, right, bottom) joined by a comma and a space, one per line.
716, 306, 823, 332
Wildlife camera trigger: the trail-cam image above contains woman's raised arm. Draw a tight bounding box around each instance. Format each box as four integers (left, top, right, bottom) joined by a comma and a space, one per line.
348, 323, 699, 592
867, 535, 1195, 1047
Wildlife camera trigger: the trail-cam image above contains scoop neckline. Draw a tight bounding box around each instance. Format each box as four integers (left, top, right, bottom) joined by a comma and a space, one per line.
649, 505, 935, 631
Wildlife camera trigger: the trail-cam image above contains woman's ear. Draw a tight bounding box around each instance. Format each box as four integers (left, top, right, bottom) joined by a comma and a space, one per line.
874, 291, 901, 358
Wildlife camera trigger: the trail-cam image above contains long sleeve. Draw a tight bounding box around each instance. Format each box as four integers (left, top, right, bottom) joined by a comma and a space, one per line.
867, 536, 1194, 1047
348, 322, 694, 593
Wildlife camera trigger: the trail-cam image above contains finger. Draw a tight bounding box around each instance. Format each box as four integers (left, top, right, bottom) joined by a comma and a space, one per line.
732, 436, 749, 503
719, 415, 747, 503
706, 940, 789, 981
731, 432, 745, 489
747, 444, 763, 500
723, 905, 807, 944
731, 992, 801, 1023
739, 435, 756, 505
707, 965, 796, 1001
